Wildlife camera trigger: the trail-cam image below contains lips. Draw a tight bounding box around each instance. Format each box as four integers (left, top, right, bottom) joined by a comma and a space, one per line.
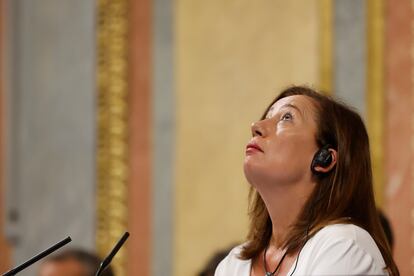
246, 142, 264, 153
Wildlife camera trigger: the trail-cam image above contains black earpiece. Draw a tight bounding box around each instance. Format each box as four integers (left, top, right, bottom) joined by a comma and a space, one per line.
311, 144, 333, 174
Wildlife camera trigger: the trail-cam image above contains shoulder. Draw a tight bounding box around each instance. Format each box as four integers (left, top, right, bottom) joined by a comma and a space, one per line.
313, 223, 385, 262
298, 223, 387, 275
312, 223, 376, 245
214, 244, 251, 276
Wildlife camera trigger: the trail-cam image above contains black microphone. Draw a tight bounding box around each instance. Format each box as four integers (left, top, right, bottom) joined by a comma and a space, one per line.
95, 232, 130, 276
2, 236, 72, 276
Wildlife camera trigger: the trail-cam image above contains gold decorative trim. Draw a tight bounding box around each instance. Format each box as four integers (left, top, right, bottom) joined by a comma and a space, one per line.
96, 0, 129, 275
366, 0, 385, 207
319, 0, 333, 94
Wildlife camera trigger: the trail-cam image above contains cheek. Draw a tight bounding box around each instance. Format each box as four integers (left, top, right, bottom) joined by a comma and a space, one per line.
243, 135, 316, 185
267, 134, 314, 166
282, 130, 316, 154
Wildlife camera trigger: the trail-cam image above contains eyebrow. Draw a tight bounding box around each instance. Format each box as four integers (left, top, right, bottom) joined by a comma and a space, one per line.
279, 103, 304, 118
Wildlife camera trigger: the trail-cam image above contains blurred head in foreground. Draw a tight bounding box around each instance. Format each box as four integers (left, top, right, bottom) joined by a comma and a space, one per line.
38, 248, 114, 276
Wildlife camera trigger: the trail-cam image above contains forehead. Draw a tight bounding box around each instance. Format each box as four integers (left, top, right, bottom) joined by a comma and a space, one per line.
267, 95, 317, 118
40, 259, 86, 276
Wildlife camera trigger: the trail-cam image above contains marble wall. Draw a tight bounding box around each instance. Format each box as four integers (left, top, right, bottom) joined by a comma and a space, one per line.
1, 1, 412, 275
4, 0, 96, 274
334, 0, 366, 117
384, 0, 413, 274
0, 0, 11, 272
152, 0, 174, 275
174, 1, 319, 275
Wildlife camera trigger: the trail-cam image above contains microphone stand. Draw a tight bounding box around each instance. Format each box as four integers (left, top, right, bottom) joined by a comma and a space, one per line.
95, 232, 130, 276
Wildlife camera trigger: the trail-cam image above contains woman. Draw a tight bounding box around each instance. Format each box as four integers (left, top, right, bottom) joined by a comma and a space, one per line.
215, 86, 399, 275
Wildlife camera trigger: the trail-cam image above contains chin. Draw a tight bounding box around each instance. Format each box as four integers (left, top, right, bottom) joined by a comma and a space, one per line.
243, 162, 253, 184
243, 161, 265, 188
243, 162, 302, 189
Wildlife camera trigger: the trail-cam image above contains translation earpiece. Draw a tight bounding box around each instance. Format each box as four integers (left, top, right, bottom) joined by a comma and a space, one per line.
311, 144, 333, 174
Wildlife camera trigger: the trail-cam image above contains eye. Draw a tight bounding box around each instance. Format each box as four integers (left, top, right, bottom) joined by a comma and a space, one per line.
281, 112, 293, 121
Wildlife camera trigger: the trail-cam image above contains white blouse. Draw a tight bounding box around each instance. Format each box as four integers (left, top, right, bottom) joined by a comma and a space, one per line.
215, 224, 388, 275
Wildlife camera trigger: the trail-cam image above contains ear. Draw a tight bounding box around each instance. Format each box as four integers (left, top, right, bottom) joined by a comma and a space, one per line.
313, 148, 338, 173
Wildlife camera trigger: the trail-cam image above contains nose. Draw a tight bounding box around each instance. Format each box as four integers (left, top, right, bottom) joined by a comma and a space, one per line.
251, 121, 264, 137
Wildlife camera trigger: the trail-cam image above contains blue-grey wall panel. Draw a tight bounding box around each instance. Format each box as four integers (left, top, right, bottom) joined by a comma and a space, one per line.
152, 0, 174, 275
5, 0, 96, 274
334, 0, 366, 118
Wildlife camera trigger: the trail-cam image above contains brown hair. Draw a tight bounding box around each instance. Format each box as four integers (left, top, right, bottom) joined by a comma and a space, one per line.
239, 86, 399, 275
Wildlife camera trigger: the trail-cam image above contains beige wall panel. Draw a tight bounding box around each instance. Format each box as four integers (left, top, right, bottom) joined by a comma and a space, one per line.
175, 1, 319, 275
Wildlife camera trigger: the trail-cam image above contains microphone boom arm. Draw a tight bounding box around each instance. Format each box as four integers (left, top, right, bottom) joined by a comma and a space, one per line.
2, 236, 72, 276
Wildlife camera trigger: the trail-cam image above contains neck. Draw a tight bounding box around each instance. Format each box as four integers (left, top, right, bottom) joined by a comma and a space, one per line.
256, 180, 315, 248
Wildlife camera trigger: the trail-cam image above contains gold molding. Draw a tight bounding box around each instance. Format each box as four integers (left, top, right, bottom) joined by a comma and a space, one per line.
366, 0, 385, 207
319, 0, 333, 94
96, 0, 129, 275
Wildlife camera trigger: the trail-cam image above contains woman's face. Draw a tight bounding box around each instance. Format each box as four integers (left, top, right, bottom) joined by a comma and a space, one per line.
244, 95, 319, 188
